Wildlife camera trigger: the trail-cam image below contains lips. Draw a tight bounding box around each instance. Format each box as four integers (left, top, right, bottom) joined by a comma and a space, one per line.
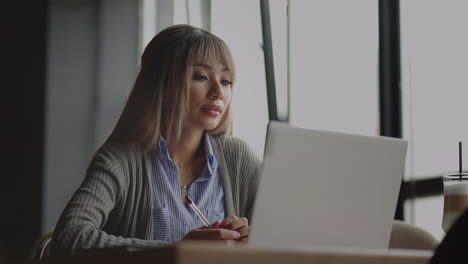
201, 105, 222, 113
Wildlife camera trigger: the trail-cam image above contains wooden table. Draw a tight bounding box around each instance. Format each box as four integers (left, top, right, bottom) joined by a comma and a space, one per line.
36, 241, 433, 264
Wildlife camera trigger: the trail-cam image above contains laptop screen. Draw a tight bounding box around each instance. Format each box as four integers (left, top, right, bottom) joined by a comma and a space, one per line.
249, 121, 407, 249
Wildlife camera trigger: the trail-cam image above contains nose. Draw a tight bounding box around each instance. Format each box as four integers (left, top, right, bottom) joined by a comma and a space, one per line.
208, 79, 224, 100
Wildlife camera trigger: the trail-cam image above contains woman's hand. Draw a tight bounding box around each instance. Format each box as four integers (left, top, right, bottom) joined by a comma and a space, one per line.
182, 226, 241, 240
213, 216, 249, 241
182, 216, 249, 241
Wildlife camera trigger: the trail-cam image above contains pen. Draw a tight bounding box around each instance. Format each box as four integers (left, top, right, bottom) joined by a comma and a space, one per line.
186, 195, 212, 228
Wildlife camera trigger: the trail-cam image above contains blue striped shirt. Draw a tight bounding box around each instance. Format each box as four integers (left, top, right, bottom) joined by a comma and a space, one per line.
151, 135, 226, 242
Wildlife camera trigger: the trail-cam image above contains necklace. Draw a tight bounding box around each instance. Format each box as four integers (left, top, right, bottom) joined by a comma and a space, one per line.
181, 185, 188, 196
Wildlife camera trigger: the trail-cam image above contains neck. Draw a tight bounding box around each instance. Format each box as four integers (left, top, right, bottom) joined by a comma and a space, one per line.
167, 127, 205, 168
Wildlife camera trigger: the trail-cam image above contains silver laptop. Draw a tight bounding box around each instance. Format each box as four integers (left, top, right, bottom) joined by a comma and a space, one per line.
249, 121, 408, 249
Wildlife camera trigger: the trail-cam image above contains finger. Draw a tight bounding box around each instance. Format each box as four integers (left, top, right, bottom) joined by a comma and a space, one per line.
212, 221, 222, 228
223, 217, 248, 231
203, 228, 241, 240
217, 215, 238, 229
232, 217, 248, 231
236, 225, 249, 238
183, 227, 206, 240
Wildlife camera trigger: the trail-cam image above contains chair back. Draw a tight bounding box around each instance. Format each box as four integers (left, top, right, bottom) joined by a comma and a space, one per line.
389, 220, 439, 250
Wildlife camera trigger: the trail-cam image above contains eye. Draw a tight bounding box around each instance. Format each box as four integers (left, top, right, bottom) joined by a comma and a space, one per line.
221, 80, 233, 86
192, 74, 208, 80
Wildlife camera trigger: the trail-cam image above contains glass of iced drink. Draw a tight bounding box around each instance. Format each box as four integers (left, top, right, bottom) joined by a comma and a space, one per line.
442, 173, 468, 232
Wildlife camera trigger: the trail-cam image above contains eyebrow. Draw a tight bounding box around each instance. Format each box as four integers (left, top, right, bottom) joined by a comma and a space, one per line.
193, 63, 231, 72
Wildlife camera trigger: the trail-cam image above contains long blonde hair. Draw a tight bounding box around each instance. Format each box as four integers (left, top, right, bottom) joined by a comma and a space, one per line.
107, 25, 236, 152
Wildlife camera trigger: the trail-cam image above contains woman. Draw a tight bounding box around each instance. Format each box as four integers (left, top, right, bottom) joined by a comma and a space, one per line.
51, 24, 261, 255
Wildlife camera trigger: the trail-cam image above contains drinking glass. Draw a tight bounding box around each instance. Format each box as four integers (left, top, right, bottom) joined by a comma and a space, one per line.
442, 173, 468, 232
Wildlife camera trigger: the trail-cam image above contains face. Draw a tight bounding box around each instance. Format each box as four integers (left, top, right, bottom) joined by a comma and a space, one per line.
185, 59, 233, 132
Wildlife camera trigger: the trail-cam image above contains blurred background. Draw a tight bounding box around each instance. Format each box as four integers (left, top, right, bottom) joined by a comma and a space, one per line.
3, 0, 468, 260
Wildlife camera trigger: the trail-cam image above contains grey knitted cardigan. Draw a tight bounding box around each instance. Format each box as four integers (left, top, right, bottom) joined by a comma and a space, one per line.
51, 135, 261, 255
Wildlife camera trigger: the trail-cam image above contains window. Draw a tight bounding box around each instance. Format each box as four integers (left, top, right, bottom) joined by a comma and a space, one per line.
287, 0, 379, 136
401, 0, 468, 240
212, 0, 269, 158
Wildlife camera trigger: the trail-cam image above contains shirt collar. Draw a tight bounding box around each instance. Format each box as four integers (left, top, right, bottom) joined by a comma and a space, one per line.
157, 135, 218, 176
204, 135, 218, 176
158, 137, 171, 159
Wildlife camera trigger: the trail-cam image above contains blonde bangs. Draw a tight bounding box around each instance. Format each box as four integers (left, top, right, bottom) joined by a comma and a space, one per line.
187, 32, 236, 81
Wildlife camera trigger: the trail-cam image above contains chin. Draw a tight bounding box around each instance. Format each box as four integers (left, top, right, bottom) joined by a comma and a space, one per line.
204, 124, 220, 131
201, 120, 221, 131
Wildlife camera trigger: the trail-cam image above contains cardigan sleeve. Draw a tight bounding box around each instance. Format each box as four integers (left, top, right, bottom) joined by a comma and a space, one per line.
51, 146, 170, 256
218, 136, 262, 220
236, 139, 262, 221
